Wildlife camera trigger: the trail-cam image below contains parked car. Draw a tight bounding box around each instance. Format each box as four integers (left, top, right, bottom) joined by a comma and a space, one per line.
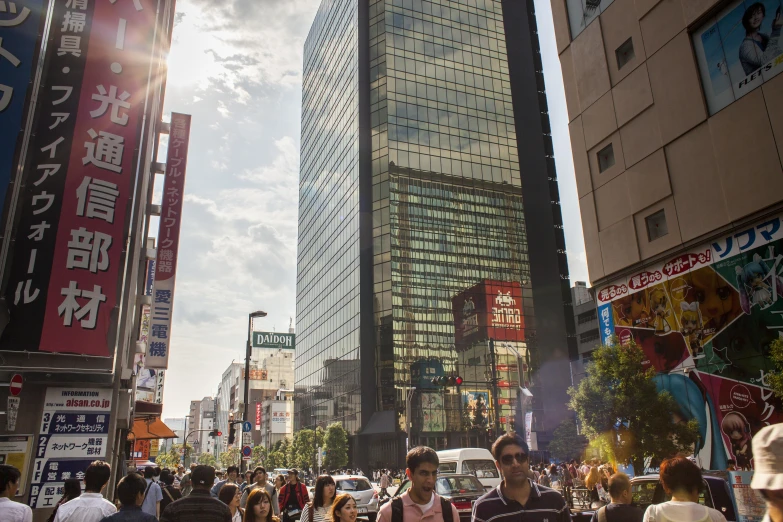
384, 474, 486, 522
570, 473, 738, 522
333, 475, 380, 522
436, 448, 501, 490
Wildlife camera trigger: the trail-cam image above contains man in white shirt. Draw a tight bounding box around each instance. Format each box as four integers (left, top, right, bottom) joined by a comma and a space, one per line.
0, 465, 32, 522
54, 460, 116, 522
141, 466, 163, 518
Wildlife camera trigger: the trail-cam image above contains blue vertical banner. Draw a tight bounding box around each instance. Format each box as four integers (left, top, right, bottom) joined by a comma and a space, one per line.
0, 0, 47, 219
597, 302, 614, 346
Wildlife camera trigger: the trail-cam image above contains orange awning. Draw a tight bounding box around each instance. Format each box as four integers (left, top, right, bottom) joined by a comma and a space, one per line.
129, 417, 178, 440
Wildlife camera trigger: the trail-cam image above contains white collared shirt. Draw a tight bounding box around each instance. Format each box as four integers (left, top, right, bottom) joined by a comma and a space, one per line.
53, 492, 117, 522
0, 497, 32, 522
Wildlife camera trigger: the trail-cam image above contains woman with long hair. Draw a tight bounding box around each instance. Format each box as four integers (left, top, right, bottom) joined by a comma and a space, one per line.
739, 2, 783, 76
329, 494, 358, 522
275, 475, 286, 493
47, 478, 81, 522
301, 475, 336, 522
220, 483, 244, 522
246, 488, 279, 522
585, 467, 602, 504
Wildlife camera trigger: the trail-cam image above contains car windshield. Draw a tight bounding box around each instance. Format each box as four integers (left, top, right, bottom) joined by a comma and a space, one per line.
436, 476, 484, 495
461, 460, 499, 479
336, 479, 372, 492
439, 462, 458, 474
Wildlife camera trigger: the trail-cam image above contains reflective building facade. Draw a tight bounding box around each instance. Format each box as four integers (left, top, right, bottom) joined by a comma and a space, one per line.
297, 0, 576, 468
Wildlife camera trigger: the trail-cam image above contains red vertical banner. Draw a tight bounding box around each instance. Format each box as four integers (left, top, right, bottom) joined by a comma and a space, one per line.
145, 113, 191, 369
37, 0, 157, 356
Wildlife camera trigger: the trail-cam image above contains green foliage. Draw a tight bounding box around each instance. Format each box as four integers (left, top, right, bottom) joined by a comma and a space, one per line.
266, 437, 291, 469
769, 338, 783, 399
290, 427, 325, 471
251, 446, 267, 468
323, 422, 348, 470
548, 419, 588, 462
568, 341, 700, 472
156, 443, 183, 469
220, 447, 240, 470
197, 452, 217, 467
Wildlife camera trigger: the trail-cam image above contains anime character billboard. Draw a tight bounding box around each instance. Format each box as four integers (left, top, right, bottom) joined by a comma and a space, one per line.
597, 213, 783, 470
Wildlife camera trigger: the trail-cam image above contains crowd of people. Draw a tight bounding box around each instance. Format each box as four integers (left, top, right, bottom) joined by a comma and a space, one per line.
1, 423, 783, 522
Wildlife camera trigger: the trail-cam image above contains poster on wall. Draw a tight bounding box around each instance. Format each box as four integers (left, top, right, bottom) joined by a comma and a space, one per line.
596, 213, 783, 471
421, 393, 445, 432
29, 388, 112, 508
462, 391, 489, 427
729, 471, 766, 522
692, 0, 783, 114
0, 436, 33, 496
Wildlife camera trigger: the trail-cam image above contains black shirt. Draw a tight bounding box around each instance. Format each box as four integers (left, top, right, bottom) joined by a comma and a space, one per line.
589, 503, 645, 522
160, 489, 232, 522
472, 480, 571, 522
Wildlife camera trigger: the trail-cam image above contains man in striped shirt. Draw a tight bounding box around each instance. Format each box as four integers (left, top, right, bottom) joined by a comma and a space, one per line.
472, 434, 570, 522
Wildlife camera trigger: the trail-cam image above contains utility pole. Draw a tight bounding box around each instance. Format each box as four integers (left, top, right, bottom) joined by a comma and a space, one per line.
488, 338, 501, 439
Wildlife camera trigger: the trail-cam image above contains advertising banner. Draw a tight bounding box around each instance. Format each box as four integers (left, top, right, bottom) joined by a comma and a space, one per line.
242, 369, 268, 381
692, 0, 783, 114
596, 212, 783, 470
131, 439, 150, 461
421, 393, 445, 432
453, 280, 525, 350
270, 402, 292, 434
0, 0, 48, 220
252, 331, 295, 349
729, 471, 766, 522
255, 402, 261, 431
146, 113, 191, 369
1, 0, 157, 356
30, 387, 112, 508
0, 435, 32, 496
462, 391, 489, 426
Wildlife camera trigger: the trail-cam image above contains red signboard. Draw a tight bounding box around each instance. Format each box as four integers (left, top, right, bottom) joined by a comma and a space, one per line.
453, 280, 525, 350
9, 374, 23, 397
255, 403, 262, 429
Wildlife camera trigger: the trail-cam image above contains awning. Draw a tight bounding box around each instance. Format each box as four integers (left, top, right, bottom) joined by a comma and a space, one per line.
359, 410, 396, 436
129, 417, 178, 440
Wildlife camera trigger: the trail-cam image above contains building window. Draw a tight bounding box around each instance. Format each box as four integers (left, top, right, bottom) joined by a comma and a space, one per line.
616, 38, 635, 69
645, 209, 669, 241
692, 1, 783, 115
580, 331, 600, 344
565, 0, 616, 39
578, 311, 597, 324
597, 143, 615, 173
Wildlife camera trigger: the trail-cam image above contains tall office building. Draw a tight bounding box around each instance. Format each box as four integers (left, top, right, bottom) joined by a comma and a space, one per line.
297, 0, 576, 468
552, 0, 783, 469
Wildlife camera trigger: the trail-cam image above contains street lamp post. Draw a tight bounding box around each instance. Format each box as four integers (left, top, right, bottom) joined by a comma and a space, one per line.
243, 310, 267, 473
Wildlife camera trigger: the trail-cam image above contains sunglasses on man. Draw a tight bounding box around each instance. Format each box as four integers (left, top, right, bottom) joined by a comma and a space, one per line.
500, 452, 529, 466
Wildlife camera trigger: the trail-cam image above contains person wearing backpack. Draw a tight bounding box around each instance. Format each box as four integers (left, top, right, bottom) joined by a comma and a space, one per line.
642, 457, 726, 522
141, 465, 163, 519
377, 446, 459, 522
590, 473, 643, 522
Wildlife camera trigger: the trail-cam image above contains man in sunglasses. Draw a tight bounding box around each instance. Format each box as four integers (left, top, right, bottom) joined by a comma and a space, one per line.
472, 434, 570, 522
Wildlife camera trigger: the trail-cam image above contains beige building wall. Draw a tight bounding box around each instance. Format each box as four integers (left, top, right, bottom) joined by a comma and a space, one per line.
552, 0, 783, 286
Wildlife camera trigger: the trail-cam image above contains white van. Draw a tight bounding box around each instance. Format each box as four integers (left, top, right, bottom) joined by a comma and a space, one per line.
436, 448, 501, 490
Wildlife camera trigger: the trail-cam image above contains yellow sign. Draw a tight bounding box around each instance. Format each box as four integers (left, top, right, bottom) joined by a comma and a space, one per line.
0, 435, 32, 497
150, 439, 159, 457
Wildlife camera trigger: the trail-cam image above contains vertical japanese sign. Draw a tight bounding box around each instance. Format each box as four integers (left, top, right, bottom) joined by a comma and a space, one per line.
145, 112, 191, 369
29, 387, 112, 508
0, 0, 157, 356
255, 402, 261, 431
597, 302, 614, 346
0, 0, 48, 220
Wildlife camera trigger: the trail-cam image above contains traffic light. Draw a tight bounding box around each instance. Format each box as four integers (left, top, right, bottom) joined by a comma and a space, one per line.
431, 375, 463, 387
228, 423, 236, 445
209, 430, 222, 438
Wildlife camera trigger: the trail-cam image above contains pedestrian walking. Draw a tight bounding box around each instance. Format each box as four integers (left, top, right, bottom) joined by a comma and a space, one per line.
278, 469, 309, 522
246, 488, 279, 522
590, 473, 643, 522
175, 466, 186, 490
0, 465, 32, 522
642, 456, 726, 522
472, 433, 570, 522
241, 467, 279, 515
54, 461, 117, 522
377, 446, 459, 522
749, 423, 783, 522
330, 494, 358, 522
160, 465, 232, 522
211, 466, 240, 498
301, 475, 336, 522
47, 478, 81, 522
161, 472, 183, 513
379, 470, 391, 500
241, 471, 254, 493
141, 466, 163, 519
218, 483, 244, 522
99, 472, 158, 522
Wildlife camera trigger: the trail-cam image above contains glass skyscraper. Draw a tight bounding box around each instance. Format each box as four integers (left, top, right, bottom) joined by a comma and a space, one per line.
297, 0, 576, 469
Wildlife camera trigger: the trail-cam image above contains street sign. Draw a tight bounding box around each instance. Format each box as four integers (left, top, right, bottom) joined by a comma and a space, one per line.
242, 445, 252, 458
7, 397, 19, 431
9, 374, 22, 396
242, 421, 252, 433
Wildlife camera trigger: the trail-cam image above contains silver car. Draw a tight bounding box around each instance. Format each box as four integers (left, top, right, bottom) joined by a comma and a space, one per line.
333, 475, 379, 521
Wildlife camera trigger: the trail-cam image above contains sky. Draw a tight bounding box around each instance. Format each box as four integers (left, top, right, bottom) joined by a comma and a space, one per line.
159, 0, 588, 420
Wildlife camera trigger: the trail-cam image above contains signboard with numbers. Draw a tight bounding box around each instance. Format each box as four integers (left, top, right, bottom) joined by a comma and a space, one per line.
29, 387, 112, 508
0, 0, 158, 356
145, 112, 191, 369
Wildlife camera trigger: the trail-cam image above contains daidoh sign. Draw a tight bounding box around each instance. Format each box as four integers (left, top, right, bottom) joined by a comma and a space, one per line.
252, 332, 295, 349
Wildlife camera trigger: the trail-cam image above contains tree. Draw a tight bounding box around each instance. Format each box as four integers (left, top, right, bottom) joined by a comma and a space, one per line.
251, 446, 267, 469
197, 453, 217, 467
266, 438, 291, 469
290, 427, 325, 471
323, 422, 348, 470
569, 341, 700, 474
548, 419, 588, 462
156, 443, 183, 469
768, 338, 783, 398
220, 447, 240, 469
